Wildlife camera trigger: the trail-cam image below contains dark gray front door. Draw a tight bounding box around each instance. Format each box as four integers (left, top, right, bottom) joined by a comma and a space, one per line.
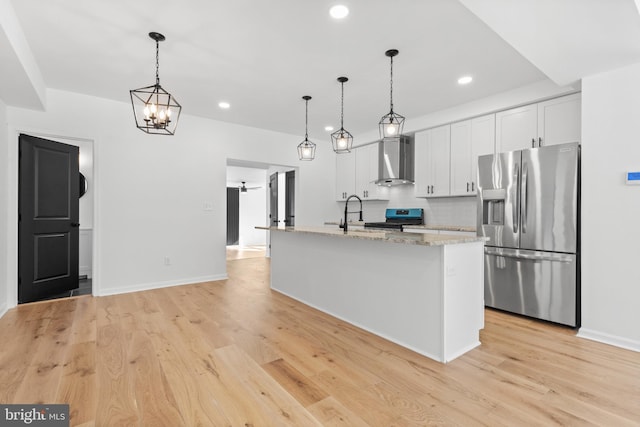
19, 134, 79, 303
226, 187, 239, 245
269, 172, 278, 226
284, 170, 295, 226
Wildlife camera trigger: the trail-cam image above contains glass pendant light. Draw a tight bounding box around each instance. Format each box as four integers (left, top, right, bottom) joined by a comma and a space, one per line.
331, 77, 354, 153
297, 95, 316, 161
378, 49, 405, 139
130, 32, 182, 135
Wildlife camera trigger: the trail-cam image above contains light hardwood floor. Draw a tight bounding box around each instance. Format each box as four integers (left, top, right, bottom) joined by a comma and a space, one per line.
226, 245, 267, 261
1, 256, 639, 426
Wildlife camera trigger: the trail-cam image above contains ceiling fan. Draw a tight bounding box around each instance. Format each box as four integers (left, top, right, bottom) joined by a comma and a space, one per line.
238, 181, 262, 193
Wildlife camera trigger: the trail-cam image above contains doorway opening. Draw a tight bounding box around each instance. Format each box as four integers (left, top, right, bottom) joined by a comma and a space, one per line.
17, 133, 94, 303
226, 160, 297, 260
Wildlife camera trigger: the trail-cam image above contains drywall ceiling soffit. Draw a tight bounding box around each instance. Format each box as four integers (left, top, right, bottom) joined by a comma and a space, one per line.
459, 0, 640, 87
0, 0, 45, 109
9, 0, 548, 138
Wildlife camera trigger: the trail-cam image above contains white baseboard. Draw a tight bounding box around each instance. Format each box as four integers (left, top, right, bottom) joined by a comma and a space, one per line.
79, 266, 92, 278
0, 301, 8, 320
97, 274, 228, 297
577, 328, 640, 353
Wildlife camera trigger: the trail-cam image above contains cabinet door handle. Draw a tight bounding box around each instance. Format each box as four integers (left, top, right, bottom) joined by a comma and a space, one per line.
538, 137, 542, 147
466, 182, 470, 192
531, 138, 535, 148
471, 182, 475, 192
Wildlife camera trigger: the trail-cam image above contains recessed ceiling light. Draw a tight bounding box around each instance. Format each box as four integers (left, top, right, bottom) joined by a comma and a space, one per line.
325, 126, 334, 132
218, 101, 230, 109
457, 76, 473, 85
330, 5, 349, 19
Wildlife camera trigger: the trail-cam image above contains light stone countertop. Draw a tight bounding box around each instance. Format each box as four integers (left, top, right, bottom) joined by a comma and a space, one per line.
404, 224, 477, 233
257, 226, 486, 246
323, 221, 476, 233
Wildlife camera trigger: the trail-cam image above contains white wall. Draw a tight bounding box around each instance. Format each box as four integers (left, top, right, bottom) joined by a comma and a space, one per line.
0, 98, 8, 317
579, 63, 640, 351
5, 88, 334, 301
239, 186, 267, 246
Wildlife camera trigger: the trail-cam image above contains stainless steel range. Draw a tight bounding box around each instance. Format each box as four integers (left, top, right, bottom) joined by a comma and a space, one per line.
364, 208, 424, 231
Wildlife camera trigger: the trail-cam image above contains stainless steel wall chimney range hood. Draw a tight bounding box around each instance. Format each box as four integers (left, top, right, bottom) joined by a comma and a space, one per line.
375, 135, 414, 186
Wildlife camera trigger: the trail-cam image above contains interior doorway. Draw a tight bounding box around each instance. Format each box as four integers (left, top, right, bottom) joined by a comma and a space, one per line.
226, 160, 297, 259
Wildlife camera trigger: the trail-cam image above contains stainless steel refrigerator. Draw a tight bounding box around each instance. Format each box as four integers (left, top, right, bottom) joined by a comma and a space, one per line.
477, 142, 580, 327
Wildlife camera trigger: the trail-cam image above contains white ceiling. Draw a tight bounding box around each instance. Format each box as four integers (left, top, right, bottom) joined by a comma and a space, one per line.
3, 0, 640, 140
226, 165, 267, 188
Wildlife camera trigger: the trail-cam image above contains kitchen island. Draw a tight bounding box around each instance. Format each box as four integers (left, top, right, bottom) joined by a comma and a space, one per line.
257, 226, 486, 363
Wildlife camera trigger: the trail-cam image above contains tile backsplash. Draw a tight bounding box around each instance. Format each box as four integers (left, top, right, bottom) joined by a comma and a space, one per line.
336, 185, 478, 227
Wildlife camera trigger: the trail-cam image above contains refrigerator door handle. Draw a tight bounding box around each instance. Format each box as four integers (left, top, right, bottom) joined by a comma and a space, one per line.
521, 163, 528, 234
484, 247, 573, 263
512, 164, 519, 233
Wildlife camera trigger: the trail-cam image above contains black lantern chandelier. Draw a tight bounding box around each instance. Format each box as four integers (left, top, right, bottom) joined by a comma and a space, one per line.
297, 96, 316, 161
331, 77, 354, 154
130, 32, 182, 135
379, 49, 405, 139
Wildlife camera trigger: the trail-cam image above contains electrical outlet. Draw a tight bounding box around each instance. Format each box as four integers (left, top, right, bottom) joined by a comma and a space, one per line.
164, 256, 171, 266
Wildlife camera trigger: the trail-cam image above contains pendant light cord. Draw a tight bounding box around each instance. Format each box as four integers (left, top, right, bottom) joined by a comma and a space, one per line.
389, 55, 394, 113
155, 39, 160, 86
305, 98, 309, 140
340, 81, 345, 129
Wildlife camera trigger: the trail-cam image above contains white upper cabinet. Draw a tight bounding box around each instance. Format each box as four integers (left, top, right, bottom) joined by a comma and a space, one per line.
355, 143, 389, 200
450, 120, 472, 196
450, 114, 495, 196
335, 144, 388, 202
415, 124, 450, 198
496, 93, 581, 152
470, 114, 496, 193
537, 93, 581, 147
335, 151, 355, 201
414, 131, 430, 197
496, 103, 538, 153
